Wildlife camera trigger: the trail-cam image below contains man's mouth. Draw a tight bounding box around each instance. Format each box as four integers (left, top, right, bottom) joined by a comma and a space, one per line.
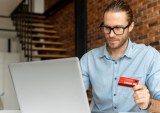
109, 39, 118, 43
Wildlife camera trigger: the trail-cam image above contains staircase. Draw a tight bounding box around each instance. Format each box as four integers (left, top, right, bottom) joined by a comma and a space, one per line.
12, 13, 70, 61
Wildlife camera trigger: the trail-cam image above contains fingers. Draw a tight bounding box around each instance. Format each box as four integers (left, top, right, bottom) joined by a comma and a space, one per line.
133, 86, 149, 99
133, 84, 147, 91
133, 93, 150, 104
133, 85, 150, 97
132, 84, 150, 109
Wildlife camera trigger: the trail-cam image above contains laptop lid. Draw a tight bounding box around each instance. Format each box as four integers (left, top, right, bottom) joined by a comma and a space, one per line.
9, 57, 91, 113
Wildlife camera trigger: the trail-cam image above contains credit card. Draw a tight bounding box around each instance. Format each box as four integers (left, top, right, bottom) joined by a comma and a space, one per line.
118, 76, 139, 88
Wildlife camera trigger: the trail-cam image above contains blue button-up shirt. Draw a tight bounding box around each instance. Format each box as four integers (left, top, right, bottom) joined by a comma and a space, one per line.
80, 39, 160, 112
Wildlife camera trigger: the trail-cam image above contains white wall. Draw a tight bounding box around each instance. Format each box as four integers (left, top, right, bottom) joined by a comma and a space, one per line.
0, 38, 8, 52
0, 53, 4, 96
0, 52, 20, 110
33, 0, 44, 14
0, 17, 18, 53
0, 18, 15, 30
11, 38, 19, 53
0, 37, 19, 53
0, 17, 17, 39
0, 17, 23, 110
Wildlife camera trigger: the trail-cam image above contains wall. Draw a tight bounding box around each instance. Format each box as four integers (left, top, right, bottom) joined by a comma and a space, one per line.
47, 0, 160, 54
32, 0, 45, 14
87, 0, 160, 51
0, 52, 20, 110
0, 38, 8, 52
0, 17, 19, 53
48, 1, 76, 57
129, 0, 160, 50
0, 16, 22, 110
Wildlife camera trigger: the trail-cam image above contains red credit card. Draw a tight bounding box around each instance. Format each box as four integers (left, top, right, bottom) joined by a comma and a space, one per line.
118, 76, 139, 88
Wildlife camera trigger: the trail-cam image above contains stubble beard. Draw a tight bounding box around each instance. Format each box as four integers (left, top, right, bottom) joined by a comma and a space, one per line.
106, 33, 129, 50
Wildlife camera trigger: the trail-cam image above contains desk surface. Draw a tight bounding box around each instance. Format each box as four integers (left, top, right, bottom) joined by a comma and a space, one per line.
92, 112, 148, 113
0, 110, 21, 113
0, 111, 148, 113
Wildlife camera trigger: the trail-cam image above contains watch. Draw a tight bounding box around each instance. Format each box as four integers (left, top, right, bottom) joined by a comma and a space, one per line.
142, 101, 152, 110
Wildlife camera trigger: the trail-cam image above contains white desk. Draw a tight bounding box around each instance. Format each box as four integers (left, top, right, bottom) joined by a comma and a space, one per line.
0, 110, 21, 113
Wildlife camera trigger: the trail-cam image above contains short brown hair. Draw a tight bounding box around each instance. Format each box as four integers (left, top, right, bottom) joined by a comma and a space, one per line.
104, 0, 133, 24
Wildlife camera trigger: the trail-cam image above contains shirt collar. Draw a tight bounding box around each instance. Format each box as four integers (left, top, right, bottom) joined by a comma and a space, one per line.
99, 39, 133, 59
99, 43, 111, 59
123, 39, 133, 59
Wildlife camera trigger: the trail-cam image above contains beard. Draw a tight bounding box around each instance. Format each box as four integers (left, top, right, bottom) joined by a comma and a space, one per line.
106, 31, 129, 50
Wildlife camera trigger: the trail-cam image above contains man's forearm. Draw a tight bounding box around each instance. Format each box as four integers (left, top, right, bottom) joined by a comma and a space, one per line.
148, 99, 160, 112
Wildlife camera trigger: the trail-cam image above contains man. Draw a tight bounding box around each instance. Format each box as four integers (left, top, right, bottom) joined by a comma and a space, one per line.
80, 0, 160, 112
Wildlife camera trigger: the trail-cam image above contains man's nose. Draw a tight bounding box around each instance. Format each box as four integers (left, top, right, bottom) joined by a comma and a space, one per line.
109, 30, 116, 37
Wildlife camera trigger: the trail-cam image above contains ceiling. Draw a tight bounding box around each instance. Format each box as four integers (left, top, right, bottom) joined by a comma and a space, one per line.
0, 0, 22, 38
0, 0, 22, 16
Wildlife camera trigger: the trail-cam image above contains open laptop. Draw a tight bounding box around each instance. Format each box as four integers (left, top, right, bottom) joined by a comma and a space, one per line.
8, 57, 91, 113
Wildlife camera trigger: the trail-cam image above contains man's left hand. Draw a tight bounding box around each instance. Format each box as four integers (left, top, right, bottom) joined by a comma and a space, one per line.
133, 84, 150, 109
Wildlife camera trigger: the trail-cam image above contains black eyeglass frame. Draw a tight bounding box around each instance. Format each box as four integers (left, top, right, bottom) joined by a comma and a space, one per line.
99, 22, 131, 35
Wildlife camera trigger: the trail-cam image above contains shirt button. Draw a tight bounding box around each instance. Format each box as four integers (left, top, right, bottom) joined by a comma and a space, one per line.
114, 94, 116, 96
114, 77, 117, 80
114, 107, 117, 109
115, 62, 117, 64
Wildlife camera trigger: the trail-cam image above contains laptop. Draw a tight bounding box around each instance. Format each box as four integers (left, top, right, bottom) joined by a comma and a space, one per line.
8, 57, 91, 113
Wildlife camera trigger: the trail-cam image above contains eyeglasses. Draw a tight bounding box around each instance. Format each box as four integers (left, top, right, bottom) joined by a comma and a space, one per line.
99, 22, 131, 35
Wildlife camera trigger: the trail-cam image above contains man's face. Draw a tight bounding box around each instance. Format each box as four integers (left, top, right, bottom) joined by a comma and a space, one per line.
103, 11, 134, 50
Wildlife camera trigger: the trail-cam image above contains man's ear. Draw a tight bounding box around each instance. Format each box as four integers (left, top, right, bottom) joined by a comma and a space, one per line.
129, 22, 134, 32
